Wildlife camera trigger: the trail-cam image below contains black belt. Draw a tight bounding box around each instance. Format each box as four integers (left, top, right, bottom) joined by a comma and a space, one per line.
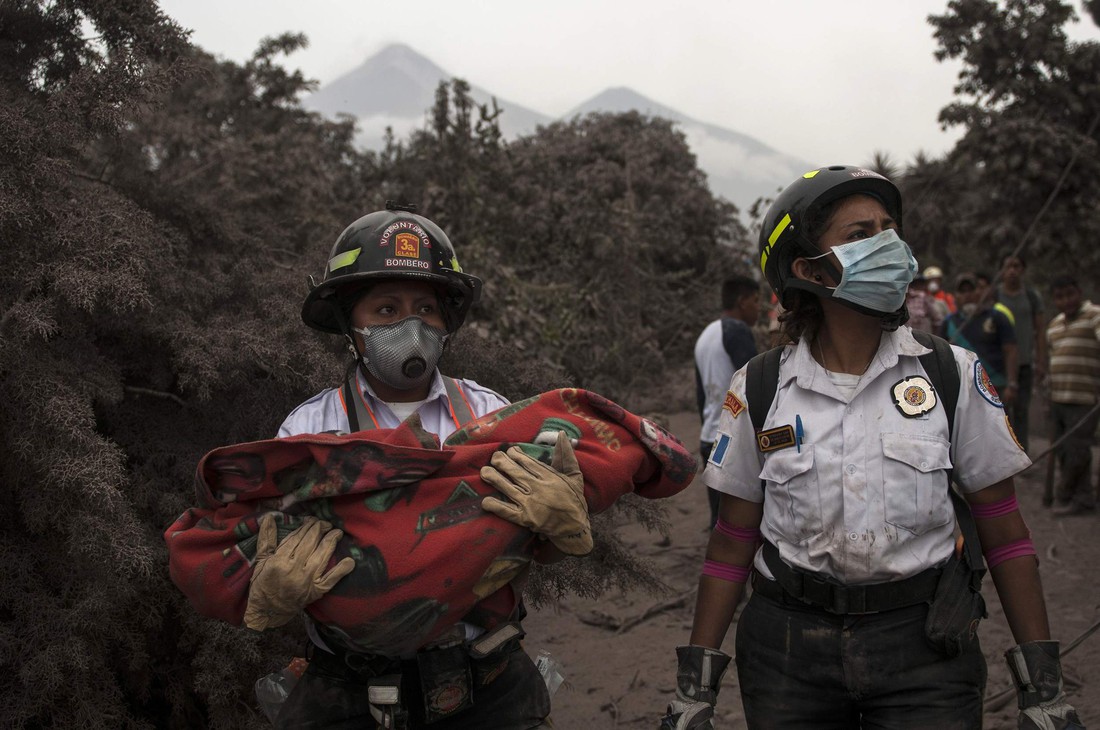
755, 540, 942, 615
307, 622, 525, 683
308, 639, 408, 680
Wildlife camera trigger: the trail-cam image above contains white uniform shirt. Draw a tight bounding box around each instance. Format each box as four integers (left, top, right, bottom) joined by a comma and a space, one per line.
278, 368, 509, 440
695, 317, 757, 444
278, 368, 509, 652
703, 327, 1031, 584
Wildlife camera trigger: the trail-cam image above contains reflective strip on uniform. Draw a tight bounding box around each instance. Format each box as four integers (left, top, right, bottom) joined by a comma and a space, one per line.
442, 376, 475, 426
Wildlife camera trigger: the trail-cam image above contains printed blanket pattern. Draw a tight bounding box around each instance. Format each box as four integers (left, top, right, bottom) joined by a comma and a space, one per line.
165, 388, 695, 657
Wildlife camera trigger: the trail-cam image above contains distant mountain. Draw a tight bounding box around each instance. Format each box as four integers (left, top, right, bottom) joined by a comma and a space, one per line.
567, 87, 812, 211
305, 44, 551, 148
304, 44, 811, 212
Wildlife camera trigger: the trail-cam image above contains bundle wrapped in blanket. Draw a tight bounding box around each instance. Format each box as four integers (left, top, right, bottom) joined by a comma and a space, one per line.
165, 388, 695, 656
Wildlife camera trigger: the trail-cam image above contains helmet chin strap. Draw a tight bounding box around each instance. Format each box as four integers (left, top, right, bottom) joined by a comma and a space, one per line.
333, 306, 373, 386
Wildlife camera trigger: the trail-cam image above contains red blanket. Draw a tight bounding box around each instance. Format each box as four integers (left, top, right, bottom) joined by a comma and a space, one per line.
165, 389, 695, 656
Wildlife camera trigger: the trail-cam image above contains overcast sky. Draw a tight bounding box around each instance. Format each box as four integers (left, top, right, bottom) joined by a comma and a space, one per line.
157, 0, 1100, 166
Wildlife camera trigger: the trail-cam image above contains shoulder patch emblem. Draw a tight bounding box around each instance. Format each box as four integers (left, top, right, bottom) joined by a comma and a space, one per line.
708, 433, 732, 467
974, 361, 1003, 408
1005, 414, 1024, 451
723, 391, 745, 418
756, 425, 795, 453
891, 375, 937, 417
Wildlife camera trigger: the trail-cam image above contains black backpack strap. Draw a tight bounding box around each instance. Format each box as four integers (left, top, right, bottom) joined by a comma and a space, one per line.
342, 373, 375, 432
911, 330, 959, 437
910, 330, 984, 578
745, 346, 784, 433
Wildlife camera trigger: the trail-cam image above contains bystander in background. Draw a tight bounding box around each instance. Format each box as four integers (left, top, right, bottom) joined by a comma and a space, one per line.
923, 265, 958, 314
945, 272, 1019, 406
995, 254, 1047, 452
694, 276, 759, 528
1046, 275, 1100, 517
906, 270, 945, 335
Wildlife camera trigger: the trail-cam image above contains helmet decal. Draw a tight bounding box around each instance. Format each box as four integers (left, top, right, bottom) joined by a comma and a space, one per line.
384, 257, 431, 270
449, 255, 462, 273
394, 233, 420, 258
379, 220, 431, 249
329, 247, 362, 272
802, 169, 821, 179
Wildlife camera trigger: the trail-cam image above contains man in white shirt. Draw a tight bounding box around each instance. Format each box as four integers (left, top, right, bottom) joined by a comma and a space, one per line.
694, 276, 760, 527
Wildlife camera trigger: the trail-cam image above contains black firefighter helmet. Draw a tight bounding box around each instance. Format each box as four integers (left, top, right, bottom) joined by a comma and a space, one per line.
759, 165, 903, 305
302, 203, 483, 335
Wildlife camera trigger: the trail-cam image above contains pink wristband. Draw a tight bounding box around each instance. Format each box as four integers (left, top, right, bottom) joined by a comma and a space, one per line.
984, 536, 1037, 569
702, 559, 751, 584
714, 518, 762, 544
970, 495, 1019, 519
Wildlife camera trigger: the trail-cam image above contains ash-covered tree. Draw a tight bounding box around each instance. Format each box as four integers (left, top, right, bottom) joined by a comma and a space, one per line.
907, 0, 1100, 281
380, 86, 743, 603
0, 3, 371, 725
2, 3, 745, 724
495, 111, 745, 401
0, 1, 196, 727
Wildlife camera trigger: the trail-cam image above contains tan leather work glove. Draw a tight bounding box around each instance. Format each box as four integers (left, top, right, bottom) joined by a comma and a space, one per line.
244, 513, 356, 631
480, 431, 593, 556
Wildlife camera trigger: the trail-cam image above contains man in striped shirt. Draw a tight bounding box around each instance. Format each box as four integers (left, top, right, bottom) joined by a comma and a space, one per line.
1046, 275, 1100, 516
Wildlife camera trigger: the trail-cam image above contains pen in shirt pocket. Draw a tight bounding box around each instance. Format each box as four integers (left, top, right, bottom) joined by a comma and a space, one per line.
795, 414, 804, 453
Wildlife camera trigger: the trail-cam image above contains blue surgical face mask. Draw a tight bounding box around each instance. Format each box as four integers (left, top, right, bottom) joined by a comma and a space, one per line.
808, 229, 917, 314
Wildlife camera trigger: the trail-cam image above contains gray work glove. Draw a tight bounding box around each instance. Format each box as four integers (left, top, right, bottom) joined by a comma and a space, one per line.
1005, 641, 1085, 730
244, 514, 356, 631
480, 431, 593, 556
659, 645, 732, 730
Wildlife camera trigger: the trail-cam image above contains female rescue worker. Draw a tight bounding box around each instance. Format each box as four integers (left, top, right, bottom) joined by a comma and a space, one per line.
660, 167, 1083, 730
248, 202, 585, 729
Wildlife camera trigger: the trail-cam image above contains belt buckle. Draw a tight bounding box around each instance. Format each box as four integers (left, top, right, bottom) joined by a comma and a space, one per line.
344, 650, 372, 673
835, 585, 872, 615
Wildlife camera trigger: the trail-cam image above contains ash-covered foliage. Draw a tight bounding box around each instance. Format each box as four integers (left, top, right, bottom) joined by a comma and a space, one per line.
0, 2, 742, 726
898, 0, 1100, 285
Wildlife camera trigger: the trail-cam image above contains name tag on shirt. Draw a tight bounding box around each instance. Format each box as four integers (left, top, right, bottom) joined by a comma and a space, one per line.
757, 425, 796, 453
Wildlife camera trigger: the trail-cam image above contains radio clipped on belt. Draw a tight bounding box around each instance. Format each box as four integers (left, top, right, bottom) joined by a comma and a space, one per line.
417, 639, 474, 724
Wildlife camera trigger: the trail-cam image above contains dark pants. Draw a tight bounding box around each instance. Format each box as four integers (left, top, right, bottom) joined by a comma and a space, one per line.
1005, 364, 1033, 453
735, 591, 986, 730
700, 442, 719, 528
275, 644, 550, 729
1051, 401, 1100, 509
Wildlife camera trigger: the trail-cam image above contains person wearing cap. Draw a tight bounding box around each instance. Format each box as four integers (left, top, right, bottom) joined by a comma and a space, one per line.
996, 253, 1047, 452
660, 167, 1079, 730
248, 203, 575, 729
923, 265, 958, 314
905, 269, 945, 335
945, 272, 1019, 408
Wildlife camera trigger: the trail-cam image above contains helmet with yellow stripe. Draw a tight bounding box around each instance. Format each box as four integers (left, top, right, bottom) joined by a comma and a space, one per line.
302, 202, 482, 334
759, 165, 902, 305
